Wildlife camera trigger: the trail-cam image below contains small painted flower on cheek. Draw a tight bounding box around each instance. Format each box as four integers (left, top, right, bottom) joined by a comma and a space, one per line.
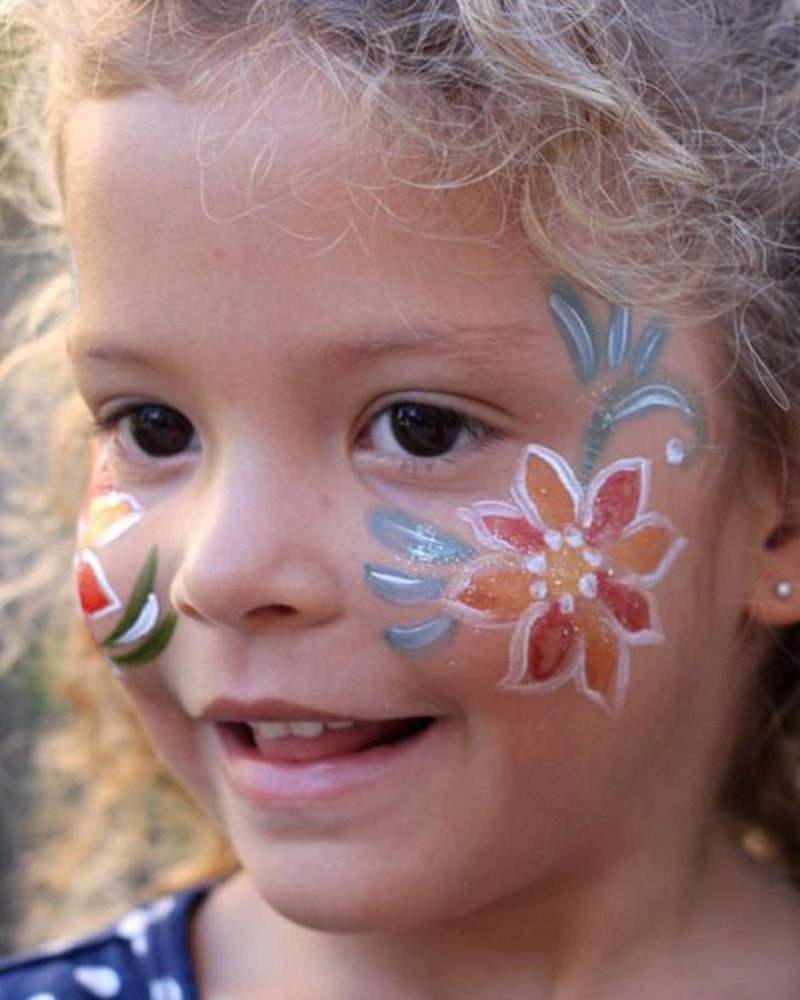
74, 481, 177, 668
448, 444, 685, 713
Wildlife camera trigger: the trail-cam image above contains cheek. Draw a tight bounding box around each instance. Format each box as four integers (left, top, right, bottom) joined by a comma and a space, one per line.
74, 466, 177, 669
362, 441, 692, 718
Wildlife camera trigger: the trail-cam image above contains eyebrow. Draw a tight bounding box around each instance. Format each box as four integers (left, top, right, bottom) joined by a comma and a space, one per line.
70, 322, 540, 370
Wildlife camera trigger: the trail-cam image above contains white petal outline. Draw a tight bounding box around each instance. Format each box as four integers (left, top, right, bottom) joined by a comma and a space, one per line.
110, 592, 160, 647
512, 443, 583, 531
607, 512, 687, 588
81, 490, 144, 549
76, 548, 121, 620
457, 501, 543, 554
500, 601, 579, 691
444, 554, 533, 628
582, 455, 650, 536
596, 574, 665, 646
574, 617, 631, 716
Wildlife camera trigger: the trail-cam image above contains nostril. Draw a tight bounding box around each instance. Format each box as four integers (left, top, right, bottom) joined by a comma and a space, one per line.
246, 603, 298, 621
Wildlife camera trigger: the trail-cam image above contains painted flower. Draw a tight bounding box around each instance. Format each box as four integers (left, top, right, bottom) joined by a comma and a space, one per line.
447, 444, 685, 713
78, 490, 143, 549
75, 548, 122, 619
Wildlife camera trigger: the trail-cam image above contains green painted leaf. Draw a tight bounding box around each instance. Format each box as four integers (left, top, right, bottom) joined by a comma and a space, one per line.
110, 613, 178, 667
102, 546, 158, 647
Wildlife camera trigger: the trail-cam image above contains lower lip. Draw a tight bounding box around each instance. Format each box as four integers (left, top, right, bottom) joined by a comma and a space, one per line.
215, 720, 439, 806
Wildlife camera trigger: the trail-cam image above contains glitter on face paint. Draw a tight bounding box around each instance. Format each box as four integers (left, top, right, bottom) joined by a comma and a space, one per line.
369, 509, 476, 565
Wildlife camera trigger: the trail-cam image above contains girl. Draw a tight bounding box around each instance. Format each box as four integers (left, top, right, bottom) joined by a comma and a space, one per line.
2, 0, 800, 996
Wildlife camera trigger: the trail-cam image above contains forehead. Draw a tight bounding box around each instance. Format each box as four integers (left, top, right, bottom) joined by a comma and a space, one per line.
64, 84, 550, 360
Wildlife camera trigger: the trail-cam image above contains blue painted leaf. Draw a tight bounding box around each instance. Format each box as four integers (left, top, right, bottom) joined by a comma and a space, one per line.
384, 615, 458, 652
369, 509, 475, 565
606, 303, 631, 367
548, 279, 598, 382
631, 320, 667, 376
364, 565, 445, 604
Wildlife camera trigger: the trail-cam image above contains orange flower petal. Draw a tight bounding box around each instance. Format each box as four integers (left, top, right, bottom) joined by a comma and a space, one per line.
577, 606, 620, 703
450, 557, 534, 621
607, 521, 679, 579
522, 448, 578, 529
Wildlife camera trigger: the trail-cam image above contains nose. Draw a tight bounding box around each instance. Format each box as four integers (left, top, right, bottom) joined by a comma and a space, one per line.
170, 450, 345, 630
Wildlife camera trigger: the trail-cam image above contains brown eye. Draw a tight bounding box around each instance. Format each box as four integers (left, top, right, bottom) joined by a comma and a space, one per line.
122, 404, 196, 457
387, 403, 466, 457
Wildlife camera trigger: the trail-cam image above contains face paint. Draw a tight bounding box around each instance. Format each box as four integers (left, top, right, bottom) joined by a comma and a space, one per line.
449, 443, 684, 714
548, 278, 706, 484
75, 475, 178, 668
364, 513, 467, 651
76, 548, 122, 618
367, 442, 683, 713
364, 279, 701, 713
101, 546, 178, 667
79, 490, 143, 549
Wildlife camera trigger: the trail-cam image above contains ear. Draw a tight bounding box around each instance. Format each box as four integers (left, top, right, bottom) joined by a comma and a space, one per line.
747, 520, 800, 627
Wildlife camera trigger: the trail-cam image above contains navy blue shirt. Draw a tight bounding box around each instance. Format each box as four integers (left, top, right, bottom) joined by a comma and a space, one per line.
0, 883, 210, 999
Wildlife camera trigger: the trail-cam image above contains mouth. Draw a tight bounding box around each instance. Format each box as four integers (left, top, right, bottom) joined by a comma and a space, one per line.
214, 713, 441, 804
221, 716, 436, 764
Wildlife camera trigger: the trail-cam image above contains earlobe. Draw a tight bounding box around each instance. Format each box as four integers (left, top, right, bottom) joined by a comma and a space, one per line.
747, 522, 800, 627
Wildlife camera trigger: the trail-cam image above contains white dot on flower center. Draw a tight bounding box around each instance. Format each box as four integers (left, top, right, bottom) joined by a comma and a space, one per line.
578, 573, 598, 599
558, 594, 575, 614
563, 526, 584, 548
524, 554, 547, 575
544, 529, 563, 551
530, 580, 549, 601
583, 548, 602, 568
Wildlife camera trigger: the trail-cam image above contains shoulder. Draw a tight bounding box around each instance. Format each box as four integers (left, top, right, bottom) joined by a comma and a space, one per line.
0, 883, 212, 1000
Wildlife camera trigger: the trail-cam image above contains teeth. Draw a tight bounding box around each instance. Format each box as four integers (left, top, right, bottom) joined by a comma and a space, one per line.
250, 719, 356, 740
289, 721, 325, 738
252, 721, 291, 739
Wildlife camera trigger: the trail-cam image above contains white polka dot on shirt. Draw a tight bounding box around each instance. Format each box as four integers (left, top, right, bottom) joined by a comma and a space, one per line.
72, 964, 122, 997
149, 977, 183, 1000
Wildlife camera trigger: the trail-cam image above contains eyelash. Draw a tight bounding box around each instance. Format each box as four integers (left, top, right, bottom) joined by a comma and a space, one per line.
358, 401, 503, 470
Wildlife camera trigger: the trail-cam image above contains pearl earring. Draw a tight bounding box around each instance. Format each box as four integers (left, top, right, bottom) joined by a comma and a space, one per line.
774, 580, 794, 601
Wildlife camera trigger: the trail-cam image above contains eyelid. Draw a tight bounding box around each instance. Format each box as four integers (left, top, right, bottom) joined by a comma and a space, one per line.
357, 391, 507, 438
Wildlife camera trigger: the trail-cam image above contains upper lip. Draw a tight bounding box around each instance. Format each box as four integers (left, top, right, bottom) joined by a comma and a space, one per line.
198, 696, 416, 724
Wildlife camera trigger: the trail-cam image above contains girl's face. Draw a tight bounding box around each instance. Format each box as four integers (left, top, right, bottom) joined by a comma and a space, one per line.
65, 84, 769, 932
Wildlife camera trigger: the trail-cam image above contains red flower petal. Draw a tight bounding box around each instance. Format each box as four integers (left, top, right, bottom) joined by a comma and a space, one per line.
75, 552, 120, 618
480, 514, 544, 554
596, 573, 651, 634
77, 561, 112, 615
527, 603, 576, 681
585, 462, 644, 546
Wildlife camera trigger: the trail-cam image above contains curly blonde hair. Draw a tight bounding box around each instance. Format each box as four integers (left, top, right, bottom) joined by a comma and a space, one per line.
2, 0, 800, 946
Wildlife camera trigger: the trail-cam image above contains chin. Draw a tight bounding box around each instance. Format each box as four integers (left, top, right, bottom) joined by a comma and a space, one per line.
243, 856, 465, 934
